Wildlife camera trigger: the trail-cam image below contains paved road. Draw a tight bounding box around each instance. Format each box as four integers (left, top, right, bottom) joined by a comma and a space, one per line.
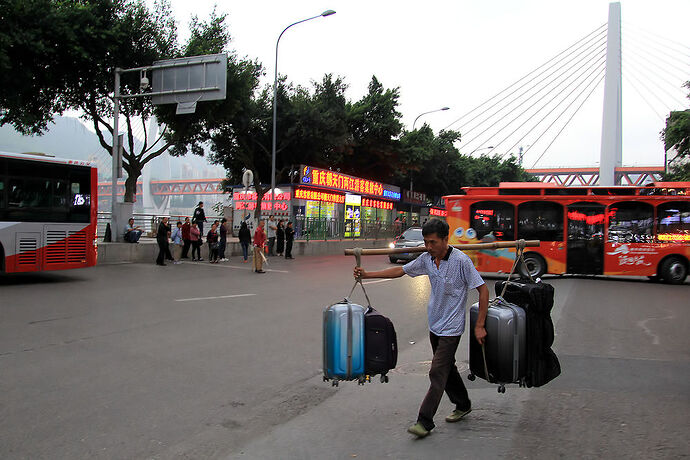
1, 256, 688, 459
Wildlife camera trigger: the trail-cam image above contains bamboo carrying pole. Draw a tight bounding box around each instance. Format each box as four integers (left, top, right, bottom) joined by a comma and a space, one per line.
344, 240, 540, 256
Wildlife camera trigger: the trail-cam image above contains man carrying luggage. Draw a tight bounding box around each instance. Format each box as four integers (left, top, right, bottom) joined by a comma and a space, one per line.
353, 218, 489, 438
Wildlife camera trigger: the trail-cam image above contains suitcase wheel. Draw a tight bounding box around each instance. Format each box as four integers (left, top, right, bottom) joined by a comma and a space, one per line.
323, 376, 328, 382
332, 380, 339, 387
358, 377, 366, 385
497, 384, 506, 394
380, 374, 389, 384
467, 373, 476, 381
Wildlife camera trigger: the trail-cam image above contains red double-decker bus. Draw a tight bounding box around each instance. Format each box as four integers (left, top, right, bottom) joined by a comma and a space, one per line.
444, 182, 690, 284
0, 152, 98, 273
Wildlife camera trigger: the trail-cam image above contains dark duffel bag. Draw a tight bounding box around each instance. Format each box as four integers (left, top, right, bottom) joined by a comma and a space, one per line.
364, 307, 397, 382
495, 279, 561, 387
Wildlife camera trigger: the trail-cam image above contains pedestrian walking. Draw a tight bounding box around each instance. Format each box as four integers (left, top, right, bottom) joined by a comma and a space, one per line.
218, 218, 228, 261
267, 215, 277, 256
284, 221, 294, 259
207, 223, 219, 263
192, 201, 207, 236
238, 221, 252, 263
171, 221, 184, 264
181, 217, 192, 259
190, 222, 202, 261
253, 220, 267, 273
276, 219, 285, 256
353, 218, 489, 438
156, 217, 174, 266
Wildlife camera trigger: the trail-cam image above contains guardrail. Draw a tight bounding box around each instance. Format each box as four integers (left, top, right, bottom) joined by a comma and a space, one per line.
98, 212, 410, 241
97, 212, 223, 238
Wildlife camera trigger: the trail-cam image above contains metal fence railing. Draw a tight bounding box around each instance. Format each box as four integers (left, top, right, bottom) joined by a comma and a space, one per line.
292, 217, 407, 241
99, 212, 409, 241
98, 212, 223, 238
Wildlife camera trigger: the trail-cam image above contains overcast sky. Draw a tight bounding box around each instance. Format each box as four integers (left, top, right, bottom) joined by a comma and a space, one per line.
162, 0, 689, 170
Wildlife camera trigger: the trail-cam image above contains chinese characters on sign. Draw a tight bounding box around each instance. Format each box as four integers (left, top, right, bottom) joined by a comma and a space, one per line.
429, 208, 447, 217
294, 188, 345, 203
300, 166, 384, 196
233, 190, 290, 211
361, 198, 393, 210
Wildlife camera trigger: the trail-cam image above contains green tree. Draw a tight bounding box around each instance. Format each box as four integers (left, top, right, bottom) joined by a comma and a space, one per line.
0, 1, 259, 202
339, 76, 403, 182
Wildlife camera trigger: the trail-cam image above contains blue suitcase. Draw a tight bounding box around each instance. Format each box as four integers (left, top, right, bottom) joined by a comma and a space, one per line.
323, 299, 366, 386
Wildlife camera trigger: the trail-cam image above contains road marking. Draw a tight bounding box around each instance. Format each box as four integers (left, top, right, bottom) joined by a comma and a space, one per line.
363, 279, 395, 285
175, 293, 256, 302
187, 262, 289, 273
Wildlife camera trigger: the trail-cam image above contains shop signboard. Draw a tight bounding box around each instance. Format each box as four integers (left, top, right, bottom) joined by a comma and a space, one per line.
403, 189, 427, 205
299, 165, 400, 200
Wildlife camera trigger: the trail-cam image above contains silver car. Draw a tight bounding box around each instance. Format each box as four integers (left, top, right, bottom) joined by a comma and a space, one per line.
389, 227, 425, 263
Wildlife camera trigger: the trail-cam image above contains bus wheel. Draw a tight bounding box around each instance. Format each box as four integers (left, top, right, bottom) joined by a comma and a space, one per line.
660, 257, 688, 285
519, 253, 546, 279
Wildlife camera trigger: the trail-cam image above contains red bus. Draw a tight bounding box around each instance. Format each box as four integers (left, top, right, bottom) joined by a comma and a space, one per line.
444, 182, 690, 284
0, 152, 98, 273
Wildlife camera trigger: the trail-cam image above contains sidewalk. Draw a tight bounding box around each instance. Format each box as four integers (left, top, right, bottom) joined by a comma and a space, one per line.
97, 237, 394, 264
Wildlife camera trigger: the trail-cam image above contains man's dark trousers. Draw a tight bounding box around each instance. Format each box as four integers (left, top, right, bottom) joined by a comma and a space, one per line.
417, 332, 471, 430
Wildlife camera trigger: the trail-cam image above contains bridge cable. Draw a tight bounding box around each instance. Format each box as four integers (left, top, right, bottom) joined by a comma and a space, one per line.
443, 23, 607, 131
457, 36, 608, 149
623, 51, 688, 109
528, 72, 606, 168
622, 74, 667, 121
624, 36, 690, 84
450, 27, 607, 139
463, 49, 606, 154
491, 59, 606, 160
622, 21, 690, 57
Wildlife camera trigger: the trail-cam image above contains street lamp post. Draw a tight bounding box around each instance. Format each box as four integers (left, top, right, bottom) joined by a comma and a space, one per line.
409, 106, 449, 218
271, 10, 335, 215
412, 106, 449, 130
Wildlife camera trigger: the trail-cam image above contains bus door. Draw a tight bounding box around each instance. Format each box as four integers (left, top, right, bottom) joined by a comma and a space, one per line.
566, 202, 605, 274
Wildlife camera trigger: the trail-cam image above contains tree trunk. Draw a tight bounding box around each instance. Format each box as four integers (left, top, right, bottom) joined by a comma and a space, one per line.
124, 167, 141, 203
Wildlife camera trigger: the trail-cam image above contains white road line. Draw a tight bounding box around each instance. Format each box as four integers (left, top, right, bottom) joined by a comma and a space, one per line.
187, 262, 289, 273
175, 293, 256, 302
362, 278, 395, 285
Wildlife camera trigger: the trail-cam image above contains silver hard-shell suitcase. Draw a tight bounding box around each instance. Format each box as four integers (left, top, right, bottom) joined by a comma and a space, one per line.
467, 297, 527, 393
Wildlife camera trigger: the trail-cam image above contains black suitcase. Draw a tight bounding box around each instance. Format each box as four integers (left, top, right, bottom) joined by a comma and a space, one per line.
364, 307, 398, 383
495, 280, 561, 387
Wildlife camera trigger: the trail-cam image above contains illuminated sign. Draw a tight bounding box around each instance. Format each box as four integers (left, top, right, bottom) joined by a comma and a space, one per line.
361, 198, 394, 210
235, 201, 289, 211
475, 209, 494, 216
430, 208, 447, 217
383, 189, 401, 200
567, 211, 605, 225
300, 165, 384, 197
233, 188, 290, 212
294, 188, 345, 204
233, 191, 290, 201
658, 233, 690, 242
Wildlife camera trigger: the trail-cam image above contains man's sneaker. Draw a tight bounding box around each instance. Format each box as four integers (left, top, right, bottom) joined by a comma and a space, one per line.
445, 408, 472, 423
407, 423, 430, 438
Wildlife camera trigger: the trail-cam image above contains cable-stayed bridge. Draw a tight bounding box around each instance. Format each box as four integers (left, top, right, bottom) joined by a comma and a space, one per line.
444, 2, 688, 185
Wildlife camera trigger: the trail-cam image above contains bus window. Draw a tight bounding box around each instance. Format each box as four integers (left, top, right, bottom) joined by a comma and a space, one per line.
517, 201, 564, 241
469, 201, 514, 240
657, 202, 690, 242
607, 201, 654, 243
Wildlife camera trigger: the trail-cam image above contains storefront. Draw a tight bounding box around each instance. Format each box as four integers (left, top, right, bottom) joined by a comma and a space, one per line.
231, 166, 401, 238
298, 165, 400, 238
